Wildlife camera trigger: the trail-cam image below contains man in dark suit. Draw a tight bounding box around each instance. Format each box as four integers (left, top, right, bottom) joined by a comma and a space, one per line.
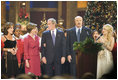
66, 16, 92, 77
41, 18, 66, 76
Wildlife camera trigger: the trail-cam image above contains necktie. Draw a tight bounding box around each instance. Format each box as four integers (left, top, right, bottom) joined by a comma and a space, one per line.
77, 29, 80, 42
52, 31, 55, 45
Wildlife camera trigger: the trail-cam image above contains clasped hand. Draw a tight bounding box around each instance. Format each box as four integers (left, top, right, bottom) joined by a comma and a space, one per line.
9, 48, 17, 55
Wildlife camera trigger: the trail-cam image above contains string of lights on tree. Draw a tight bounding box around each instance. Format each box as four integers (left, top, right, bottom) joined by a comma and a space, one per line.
84, 1, 117, 31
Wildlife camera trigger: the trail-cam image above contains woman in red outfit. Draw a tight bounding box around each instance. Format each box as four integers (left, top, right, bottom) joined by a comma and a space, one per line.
24, 23, 41, 77
1, 40, 5, 57
1, 40, 4, 49
1, 40, 5, 74
14, 24, 24, 74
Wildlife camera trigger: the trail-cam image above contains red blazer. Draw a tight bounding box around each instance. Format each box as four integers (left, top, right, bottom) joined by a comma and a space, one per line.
24, 35, 40, 60
16, 39, 24, 64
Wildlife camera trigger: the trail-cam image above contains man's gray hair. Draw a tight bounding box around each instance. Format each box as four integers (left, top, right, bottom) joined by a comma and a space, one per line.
47, 18, 57, 24
75, 16, 83, 20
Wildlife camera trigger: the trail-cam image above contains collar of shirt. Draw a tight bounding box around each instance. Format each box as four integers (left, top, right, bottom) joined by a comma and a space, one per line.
51, 28, 57, 36
15, 37, 20, 40
20, 33, 29, 39
19, 35, 23, 39
75, 26, 82, 35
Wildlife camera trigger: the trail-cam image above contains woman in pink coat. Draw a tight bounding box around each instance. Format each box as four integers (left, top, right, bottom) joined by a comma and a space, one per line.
24, 23, 41, 77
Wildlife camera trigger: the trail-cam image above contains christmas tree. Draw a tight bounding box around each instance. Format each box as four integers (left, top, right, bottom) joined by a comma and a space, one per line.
84, 1, 117, 31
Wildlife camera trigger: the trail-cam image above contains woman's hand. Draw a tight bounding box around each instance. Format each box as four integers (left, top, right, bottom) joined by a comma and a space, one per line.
26, 60, 30, 68
9, 48, 16, 55
18, 63, 21, 68
97, 37, 105, 44
14, 48, 18, 53
13, 48, 18, 55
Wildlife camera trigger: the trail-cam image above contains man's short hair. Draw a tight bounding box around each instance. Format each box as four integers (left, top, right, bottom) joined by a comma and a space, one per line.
47, 18, 57, 24
75, 16, 83, 20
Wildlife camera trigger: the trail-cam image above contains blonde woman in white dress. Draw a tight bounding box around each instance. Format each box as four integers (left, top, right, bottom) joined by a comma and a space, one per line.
96, 24, 114, 79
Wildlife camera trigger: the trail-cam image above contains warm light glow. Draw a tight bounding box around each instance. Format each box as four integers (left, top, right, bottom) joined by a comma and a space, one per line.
77, 1, 87, 8
22, 2, 26, 6
58, 19, 64, 26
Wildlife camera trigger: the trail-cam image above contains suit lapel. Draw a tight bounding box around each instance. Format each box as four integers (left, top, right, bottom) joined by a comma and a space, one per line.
55, 29, 59, 47
48, 30, 54, 46
72, 27, 77, 41
80, 27, 85, 40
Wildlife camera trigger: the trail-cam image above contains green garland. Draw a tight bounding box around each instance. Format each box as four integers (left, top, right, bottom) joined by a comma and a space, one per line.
18, 16, 29, 25
73, 38, 103, 54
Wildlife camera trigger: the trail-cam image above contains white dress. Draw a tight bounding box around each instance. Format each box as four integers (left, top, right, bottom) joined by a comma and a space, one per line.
97, 42, 114, 79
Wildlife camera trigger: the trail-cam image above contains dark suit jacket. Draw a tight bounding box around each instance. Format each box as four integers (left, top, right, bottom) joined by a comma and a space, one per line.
66, 26, 92, 63
41, 29, 66, 64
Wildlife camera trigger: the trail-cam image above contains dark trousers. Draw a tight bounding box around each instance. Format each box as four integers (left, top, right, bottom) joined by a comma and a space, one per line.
62, 60, 70, 74
70, 63, 76, 77
44, 62, 62, 76
1, 56, 6, 75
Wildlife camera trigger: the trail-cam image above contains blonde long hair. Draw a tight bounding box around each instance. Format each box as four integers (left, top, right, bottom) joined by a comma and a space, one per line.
103, 24, 113, 42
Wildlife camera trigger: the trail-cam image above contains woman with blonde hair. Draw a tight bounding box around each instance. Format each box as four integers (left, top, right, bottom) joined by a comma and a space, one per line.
96, 24, 114, 78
